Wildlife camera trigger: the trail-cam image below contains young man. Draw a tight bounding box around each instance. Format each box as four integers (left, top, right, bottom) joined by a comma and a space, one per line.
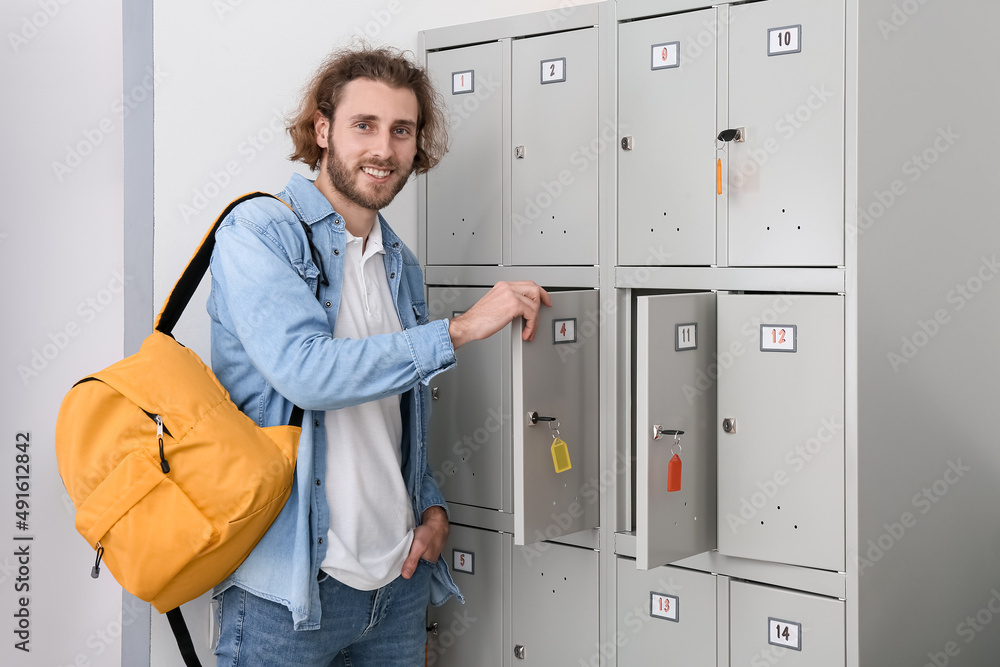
207, 46, 549, 665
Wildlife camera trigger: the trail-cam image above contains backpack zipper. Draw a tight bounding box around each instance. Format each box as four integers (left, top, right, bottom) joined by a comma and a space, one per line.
155, 415, 170, 474
91, 542, 104, 579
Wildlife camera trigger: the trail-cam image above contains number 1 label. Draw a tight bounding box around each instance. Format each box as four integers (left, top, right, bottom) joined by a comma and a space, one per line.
452, 70, 474, 95
768, 617, 802, 650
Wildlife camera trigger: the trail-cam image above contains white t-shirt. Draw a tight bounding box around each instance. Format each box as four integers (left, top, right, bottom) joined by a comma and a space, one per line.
319, 222, 414, 590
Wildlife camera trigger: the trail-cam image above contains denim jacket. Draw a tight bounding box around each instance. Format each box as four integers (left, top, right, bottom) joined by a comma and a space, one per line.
207, 173, 460, 630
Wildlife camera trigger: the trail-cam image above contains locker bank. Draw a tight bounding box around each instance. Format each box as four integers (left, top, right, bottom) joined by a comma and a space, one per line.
417, 1, 1000, 666
31, 0, 996, 665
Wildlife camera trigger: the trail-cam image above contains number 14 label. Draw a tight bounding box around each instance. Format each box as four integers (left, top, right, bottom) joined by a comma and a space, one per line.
768, 617, 802, 651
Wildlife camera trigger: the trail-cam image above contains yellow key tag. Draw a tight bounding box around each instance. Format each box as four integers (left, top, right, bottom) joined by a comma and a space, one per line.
551, 437, 572, 473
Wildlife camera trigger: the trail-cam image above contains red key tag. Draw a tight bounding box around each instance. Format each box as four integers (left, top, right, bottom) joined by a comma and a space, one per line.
667, 452, 682, 493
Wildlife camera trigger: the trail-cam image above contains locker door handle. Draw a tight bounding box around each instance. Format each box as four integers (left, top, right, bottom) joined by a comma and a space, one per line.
514, 145, 525, 159
621, 136, 634, 151
717, 127, 745, 143
514, 645, 526, 660
432, 387, 439, 400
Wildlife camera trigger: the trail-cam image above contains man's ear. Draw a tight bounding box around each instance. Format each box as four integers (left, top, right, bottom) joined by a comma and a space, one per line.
314, 109, 330, 150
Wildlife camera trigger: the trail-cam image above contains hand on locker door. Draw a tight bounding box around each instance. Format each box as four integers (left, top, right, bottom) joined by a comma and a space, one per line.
448, 281, 551, 348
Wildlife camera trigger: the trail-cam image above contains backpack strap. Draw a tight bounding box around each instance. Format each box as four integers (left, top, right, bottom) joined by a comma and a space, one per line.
153, 191, 319, 430
166, 607, 202, 667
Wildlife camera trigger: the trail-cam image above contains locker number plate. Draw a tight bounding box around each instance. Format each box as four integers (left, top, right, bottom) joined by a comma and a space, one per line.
452, 70, 474, 95
452, 549, 474, 574
768, 617, 802, 651
650, 592, 679, 622
675, 323, 697, 351
650, 42, 680, 70
768, 25, 802, 56
760, 324, 797, 353
540, 58, 566, 84
553, 318, 577, 344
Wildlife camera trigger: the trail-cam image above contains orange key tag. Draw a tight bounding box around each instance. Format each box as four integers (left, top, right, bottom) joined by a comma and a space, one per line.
716, 158, 723, 195
667, 452, 682, 492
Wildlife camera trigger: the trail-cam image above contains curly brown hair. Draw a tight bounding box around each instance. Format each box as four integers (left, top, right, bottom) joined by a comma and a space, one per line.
288, 45, 448, 174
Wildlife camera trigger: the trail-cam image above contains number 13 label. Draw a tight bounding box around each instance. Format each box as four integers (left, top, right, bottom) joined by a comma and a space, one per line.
540, 58, 566, 84
650, 592, 679, 622
768, 617, 802, 651
760, 324, 797, 353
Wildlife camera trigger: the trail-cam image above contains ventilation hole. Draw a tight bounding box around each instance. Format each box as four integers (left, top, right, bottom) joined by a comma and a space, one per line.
766, 226, 771, 230
472, 231, 475, 235
552, 589, 556, 594
551, 215, 555, 220
663, 212, 667, 216
782, 209, 786, 213
650, 228, 654, 232
777, 506, 781, 510
676, 227, 680, 232
794, 525, 798, 529
451, 232, 455, 236
761, 521, 765, 525
797, 226, 801, 230
540, 230, 544, 234
462, 217, 465, 221
563, 230, 567, 234
564, 577, 567, 581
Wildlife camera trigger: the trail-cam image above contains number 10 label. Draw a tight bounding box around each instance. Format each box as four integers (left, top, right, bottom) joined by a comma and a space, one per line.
768, 24, 802, 56
768, 617, 802, 651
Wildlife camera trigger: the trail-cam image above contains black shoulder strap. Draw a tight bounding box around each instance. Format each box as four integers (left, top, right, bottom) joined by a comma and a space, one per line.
154, 191, 313, 429
166, 607, 202, 667
155, 192, 277, 336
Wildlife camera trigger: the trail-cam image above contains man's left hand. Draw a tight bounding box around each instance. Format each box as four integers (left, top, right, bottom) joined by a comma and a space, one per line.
401, 506, 450, 579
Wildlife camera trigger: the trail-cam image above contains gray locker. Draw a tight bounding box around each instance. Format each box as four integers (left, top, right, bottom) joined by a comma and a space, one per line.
426, 524, 508, 667
512, 542, 599, 665
427, 287, 510, 512
511, 28, 599, 266
726, 0, 845, 267
513, 290, 600, 546
716, 294, 844, 571
426, 43, 504, 265
729, 580, 845, 667
635, 293, 717, 570
616, 558, 718, 666
618, 9, 718, 266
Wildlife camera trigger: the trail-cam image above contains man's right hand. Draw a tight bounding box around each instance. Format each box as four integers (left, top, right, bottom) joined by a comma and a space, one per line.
447, 281, 551, 349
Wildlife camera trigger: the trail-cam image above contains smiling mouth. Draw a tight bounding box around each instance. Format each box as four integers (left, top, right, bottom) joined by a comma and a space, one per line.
362, 166, 392, 179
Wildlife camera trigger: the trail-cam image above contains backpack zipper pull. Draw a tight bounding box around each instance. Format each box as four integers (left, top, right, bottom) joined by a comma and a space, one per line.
155, 415, 170, 473
91, 542, 104, 579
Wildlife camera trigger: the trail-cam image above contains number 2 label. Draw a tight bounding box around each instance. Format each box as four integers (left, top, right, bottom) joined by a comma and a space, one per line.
540, 58, 566, 84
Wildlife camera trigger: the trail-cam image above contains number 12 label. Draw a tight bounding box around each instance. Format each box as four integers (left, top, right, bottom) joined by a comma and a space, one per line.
768, 617, 802, 651
650, 592, 679, 622
760, 324, 797, 353
540, 58, 567, 84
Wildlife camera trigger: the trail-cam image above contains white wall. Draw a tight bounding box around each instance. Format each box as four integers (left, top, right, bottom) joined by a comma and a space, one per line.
149, 1, 599, 664
1, 1, 126, 665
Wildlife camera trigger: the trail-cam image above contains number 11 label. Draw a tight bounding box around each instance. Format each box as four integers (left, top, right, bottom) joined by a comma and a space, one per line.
768, 617, 802, 651
760, 324, 797, 353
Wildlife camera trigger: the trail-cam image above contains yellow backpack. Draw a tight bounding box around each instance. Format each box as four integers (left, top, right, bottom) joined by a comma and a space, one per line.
55, 193, 305, 665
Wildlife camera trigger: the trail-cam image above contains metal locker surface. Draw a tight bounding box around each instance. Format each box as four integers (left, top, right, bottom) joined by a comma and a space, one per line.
426, 43, 504, 266
511, 28, 599, 266
716, 294, 845, 571
513, 290, 599, 546
511, 542, 599, 665
635, 293, 717, 570
615, 558, 718, 666
426, 524, 508, 667
427, 287, 510, 513
618, 9, 718, 266
727, 0, 845, 267
729, 580, 845, 667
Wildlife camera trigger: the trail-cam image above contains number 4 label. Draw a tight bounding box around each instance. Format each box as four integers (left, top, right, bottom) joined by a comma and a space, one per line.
650, 592, 679, 622
452, 549, 474, 574
768, 617, 802, 651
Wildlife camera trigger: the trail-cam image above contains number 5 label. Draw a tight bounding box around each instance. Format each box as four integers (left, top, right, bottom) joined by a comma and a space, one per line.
768, 617, 802, 650
650, 592, 679, 622
452, 549, 474, 574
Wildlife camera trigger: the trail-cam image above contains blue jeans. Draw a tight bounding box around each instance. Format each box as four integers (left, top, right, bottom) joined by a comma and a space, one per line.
215, 561, 434, 666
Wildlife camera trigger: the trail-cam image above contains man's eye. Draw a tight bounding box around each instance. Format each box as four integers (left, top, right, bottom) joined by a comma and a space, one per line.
356, 123, 370, 130
393, 127, 410, 136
